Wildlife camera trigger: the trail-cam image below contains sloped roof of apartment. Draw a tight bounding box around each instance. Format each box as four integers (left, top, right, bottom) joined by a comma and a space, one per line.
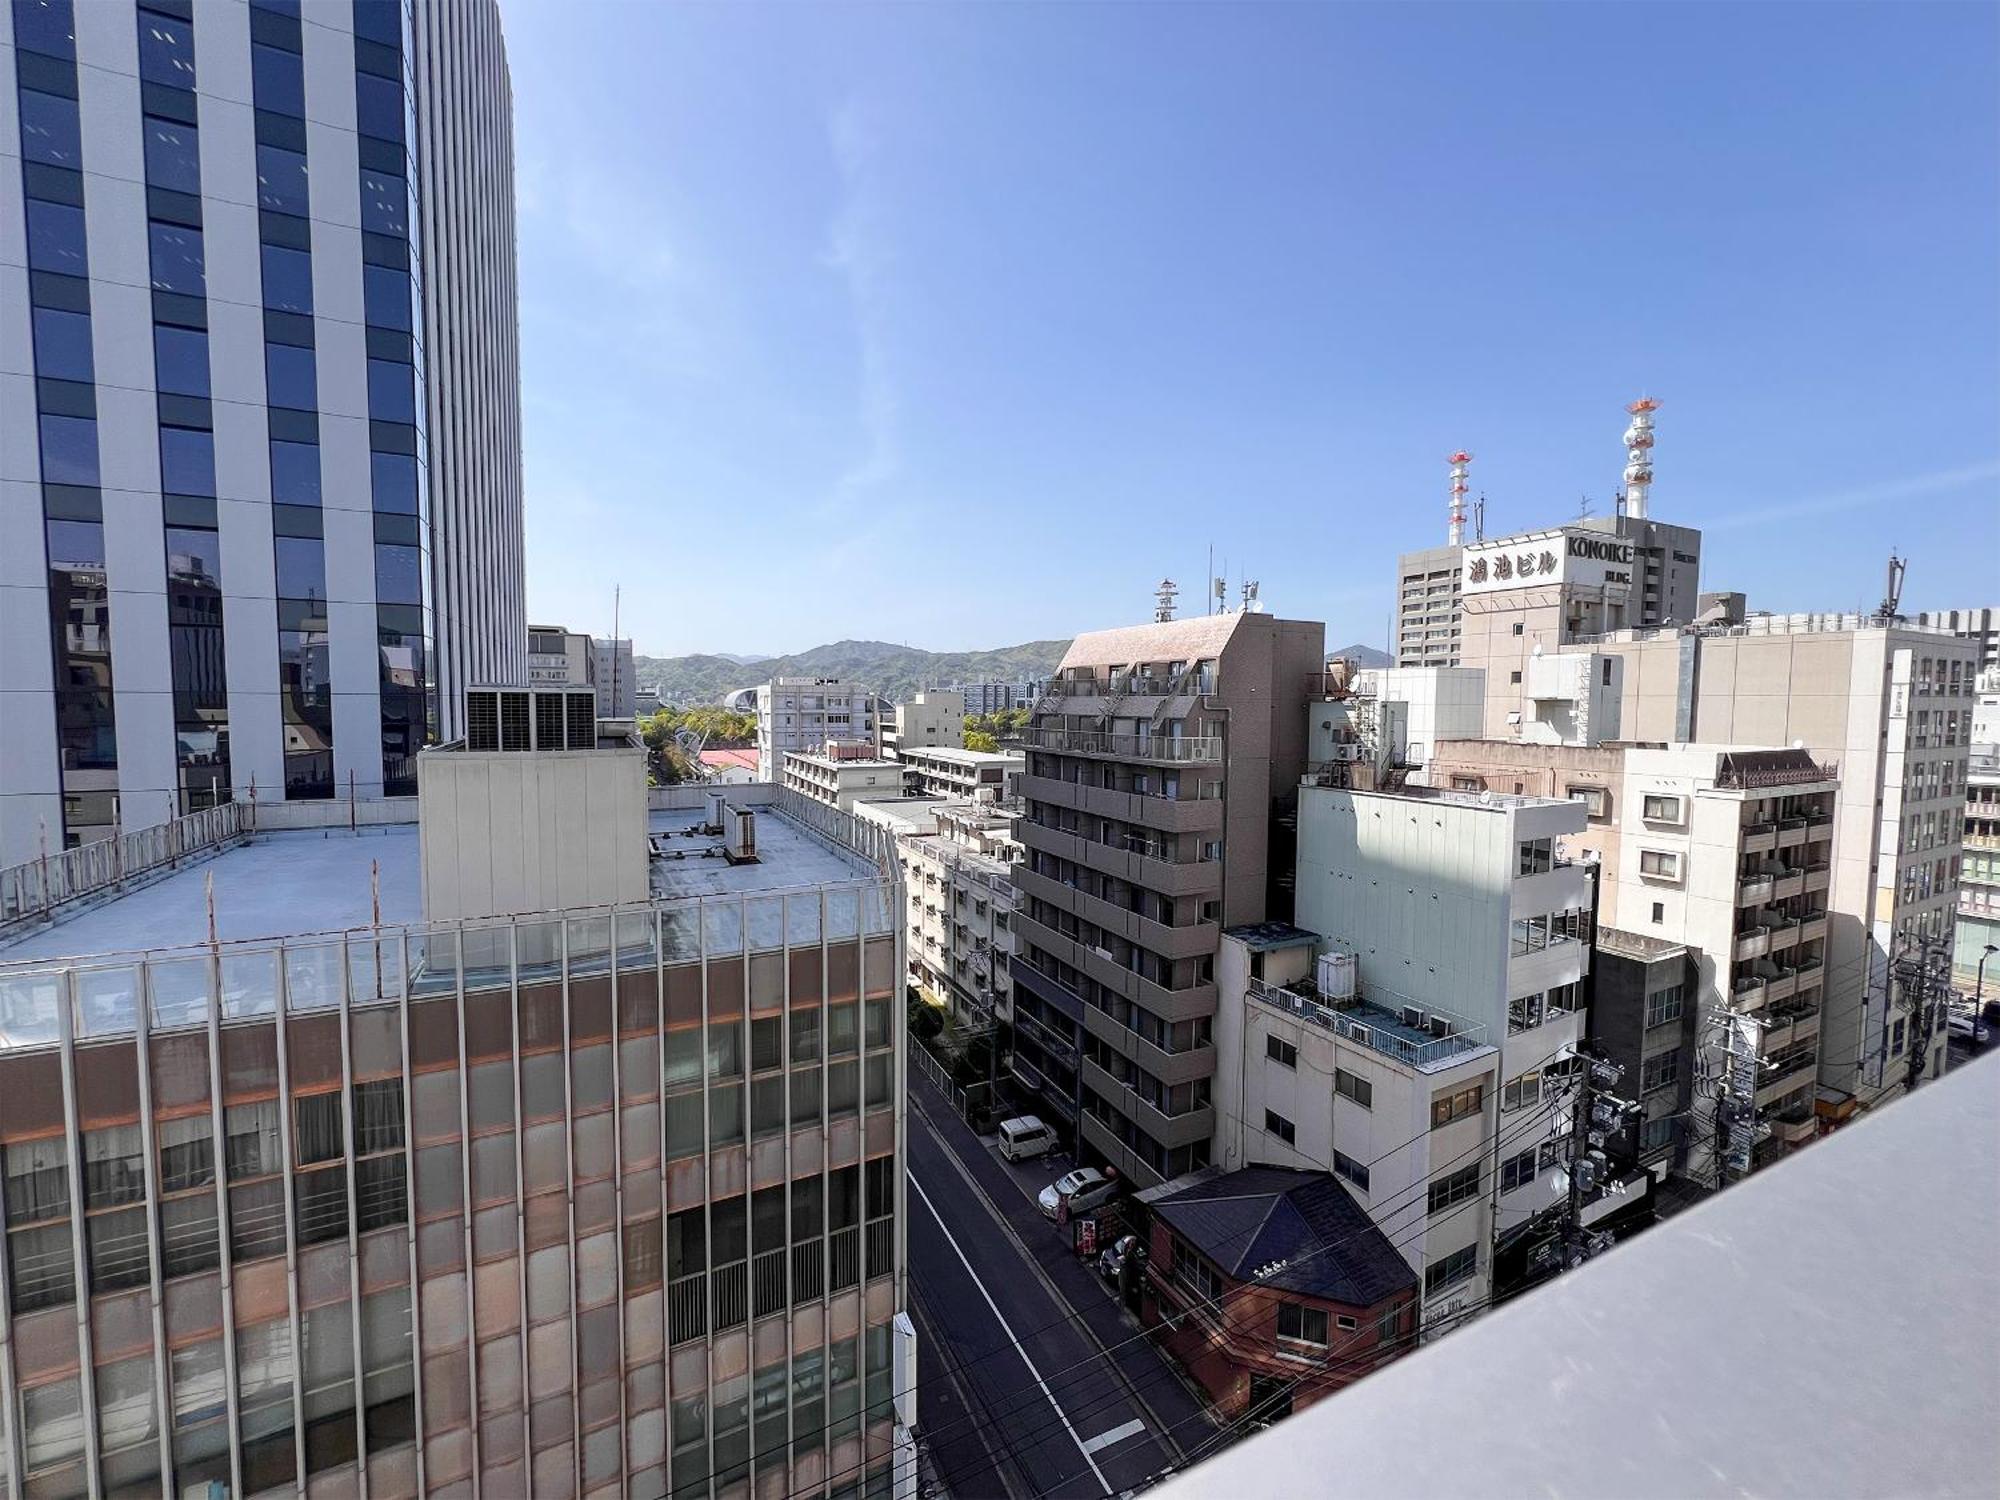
1152, 1166, 1417, 1308
1059, 611, 1251, 670
697, 748, 759, 772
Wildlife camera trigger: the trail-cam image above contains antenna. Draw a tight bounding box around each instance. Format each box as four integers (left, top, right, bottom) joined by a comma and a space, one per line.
1877, 551, 1906, 620
1623, 397, 1659, 520
1154, 578, 1179, 624
1474, 494, 1486, 541
1447, 451, 1472, 545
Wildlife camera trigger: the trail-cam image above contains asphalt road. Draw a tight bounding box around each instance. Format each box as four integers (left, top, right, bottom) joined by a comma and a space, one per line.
907, 1097, 1178, 1499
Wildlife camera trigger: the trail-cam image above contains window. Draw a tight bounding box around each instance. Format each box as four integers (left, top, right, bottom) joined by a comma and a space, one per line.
255, 143, 308, 215
143, 116, 201, 193
1640, 1116, 1677, 1153
1275, 1303, 1328, 1347
1644, 984, 1685, 1029
1567, 784, 1608, 818
1425, 1244, 1477, 1294
1651, 901, 1665, 924
26, 198, 88, 275
1427, 1163, 1480, 1214
1517, 838, 1554, 876
1332, 1149, 1369, 1192
1265, 1035, 1297, 1069
148, 222, 205, 294
251, 41, 304, 114
1170, 1238, 1223, 1303
1501, 1067, 1540, 1112
1450, 775, 1483, 792
1639, 849, 1681, 881
1262, 1109, 1296, 1146
1511, 621, 1524, 636
154, 325, 210, 397
1501, 1147, 1538, 1193
159, 426, 215, 497
1640, 1051, 1680, 1095
271, 439, 322, 505
1333, 1067, 1372, 1109
261, 244, 314, 313
1431, 1084, 1483, 1129
1890, 1018, 1907, 1056
366, 357, 416, 423
1509, 670, 1522, 684
1642, 794, 1683, 823
32, 307, 94, 383
264, 342, 317, 410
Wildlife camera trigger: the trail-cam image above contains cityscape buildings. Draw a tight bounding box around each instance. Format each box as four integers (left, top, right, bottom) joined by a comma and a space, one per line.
2, 0, 527, 865
880, 691, 961, 759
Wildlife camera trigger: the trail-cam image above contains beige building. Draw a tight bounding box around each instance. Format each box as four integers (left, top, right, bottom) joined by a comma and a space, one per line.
1583, 616, 1973, 1107
1014, 610, 1325, 1184
894, 745, 1023, 802
756, 678, 880, 781
898, 803, 1021, 1027
781, 747, 906, 813
884, 691, 964, 758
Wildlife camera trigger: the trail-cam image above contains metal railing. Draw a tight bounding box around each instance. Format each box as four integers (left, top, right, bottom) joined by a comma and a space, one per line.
0, 801, 247, 923
711, 1258, 748, 1331
1245, 977, 1486, 1068
866, 1217, 895, 1281
829, 1225, 861, 1292
1022, 728, 1222, 763
792, 1240, 824, 1306
668, 1272, 707, 1345
753, 1247, 788, 1318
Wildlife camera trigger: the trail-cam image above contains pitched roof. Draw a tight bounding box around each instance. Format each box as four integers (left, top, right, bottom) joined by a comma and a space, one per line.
697, 748, 759, 771
1152, 1166, 1417, 1307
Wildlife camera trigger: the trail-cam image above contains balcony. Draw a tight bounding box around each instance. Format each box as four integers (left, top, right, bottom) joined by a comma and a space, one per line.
1024, 824, 1223, 899
1023, 727, 1222, 765
1734, 926, 1771, 962
1737, 874, 1776, 907
1015, 1007, 1080, 1070
1012, 864, 1218, 962
1755, 1055, 1818, 1109
1080, 1057, 1214, 1149
1732, 974, 1768, 1011
1019, 773, 1225, 834
1767, 918, 1801, 956
1776, 817, 1809, 850
1763, 968, 1799, 1004
1803, 863, 1831, 894
1079, 1003, 1215, 1086
1798, 913, 1828, 944
1772, 869, 1806, 902
1742, 823, 1778, 855
1765, 1110, 1818, 1145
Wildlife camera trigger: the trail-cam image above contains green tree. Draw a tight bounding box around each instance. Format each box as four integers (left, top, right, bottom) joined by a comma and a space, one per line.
963, 729, 1001, 753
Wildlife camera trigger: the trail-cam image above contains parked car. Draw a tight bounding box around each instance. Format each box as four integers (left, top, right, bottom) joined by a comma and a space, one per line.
1097, 1233, 1144, 1283
997, 1115, 1059, 1162
1946, 1009, 1991, 1046
1039, 1166, 1119, 1220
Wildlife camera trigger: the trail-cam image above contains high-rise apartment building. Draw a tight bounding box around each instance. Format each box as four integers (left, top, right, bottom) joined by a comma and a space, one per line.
1012, 611, 1324, 1186
2, 0, 527, 864
754, 680, 877, 784
0, 754, 907, 1498
895, 800, 1020, 1028
590, 638, 634, 722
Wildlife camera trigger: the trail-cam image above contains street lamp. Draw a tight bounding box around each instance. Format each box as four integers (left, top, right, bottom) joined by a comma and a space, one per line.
1978, 943, 1999, 1021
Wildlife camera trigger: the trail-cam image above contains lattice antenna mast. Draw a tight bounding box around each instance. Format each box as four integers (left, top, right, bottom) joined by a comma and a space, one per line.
1623, 398, 1659, 520
1447, 451, 1472, 545
1153, 578, 1179, 624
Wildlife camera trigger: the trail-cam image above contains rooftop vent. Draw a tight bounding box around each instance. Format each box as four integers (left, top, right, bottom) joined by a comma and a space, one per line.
465, 686, 600, 751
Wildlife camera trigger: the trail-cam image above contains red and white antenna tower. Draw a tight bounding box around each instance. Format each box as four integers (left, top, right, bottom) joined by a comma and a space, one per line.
1447, 451, 1473, 545
1623, 397, 1659, 520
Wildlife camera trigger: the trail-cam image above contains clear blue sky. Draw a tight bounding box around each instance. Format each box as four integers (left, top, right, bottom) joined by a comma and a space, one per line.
505, 1, 1998, 658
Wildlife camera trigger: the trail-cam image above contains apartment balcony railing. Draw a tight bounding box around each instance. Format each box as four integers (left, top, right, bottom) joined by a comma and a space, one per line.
1798, 913, 1828, 944
1245, 976, 1485, 1069
712, 1258, 749, 1331
1738, 874, 1776, 907
1015, 1006, 1080, 1070
1732, 974, 1768, 1011
1766, 1109, 1819, 1145
668, 1273, 707, 1345
1023, 728, 1222, 764
1741, 823, 1778, 855
829, 1225, 861, 1292
1734, 926, 1772, 962
791, 1240, 824, 1306
753, 1247, 789, 1318
1776, 817, 1810, 850
866, 1215, 895, 1280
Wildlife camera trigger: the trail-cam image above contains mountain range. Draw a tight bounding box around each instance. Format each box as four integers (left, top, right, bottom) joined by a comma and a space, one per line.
1329, 643, 1392, 668
633, 639, 1071, 706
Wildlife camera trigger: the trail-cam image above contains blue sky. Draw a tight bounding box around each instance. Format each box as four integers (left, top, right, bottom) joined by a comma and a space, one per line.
506, 1, 1998, 658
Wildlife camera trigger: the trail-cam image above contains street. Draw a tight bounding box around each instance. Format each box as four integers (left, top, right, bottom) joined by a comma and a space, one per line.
906, 1076, 1213, 1497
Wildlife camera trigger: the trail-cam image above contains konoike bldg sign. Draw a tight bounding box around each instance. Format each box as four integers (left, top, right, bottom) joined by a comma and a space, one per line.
1462, 527, 1636, 597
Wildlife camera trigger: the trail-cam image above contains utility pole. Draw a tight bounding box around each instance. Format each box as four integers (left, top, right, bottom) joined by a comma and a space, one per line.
1526, 1050, 1639, 1282
1894, 933, 1952, 1096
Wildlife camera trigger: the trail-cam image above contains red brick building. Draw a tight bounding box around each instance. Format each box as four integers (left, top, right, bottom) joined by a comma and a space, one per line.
1143, 1167, 1419, 1420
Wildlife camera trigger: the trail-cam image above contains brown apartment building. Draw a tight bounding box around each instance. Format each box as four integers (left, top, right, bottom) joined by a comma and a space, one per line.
1010, 612, 1324, 1187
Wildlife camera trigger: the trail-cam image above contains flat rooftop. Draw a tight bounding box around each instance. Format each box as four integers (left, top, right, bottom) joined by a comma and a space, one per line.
897, 746, 1023, 767
1, 827, 423, 964
2, 804, 882, 969
647, 806, 876, 901
784, 752, 901, 772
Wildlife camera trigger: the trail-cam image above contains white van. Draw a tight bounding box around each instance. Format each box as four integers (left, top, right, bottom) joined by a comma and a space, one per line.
997, 1115, 1058, 1162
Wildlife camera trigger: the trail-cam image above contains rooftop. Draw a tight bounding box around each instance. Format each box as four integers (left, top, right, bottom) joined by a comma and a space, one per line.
1, 827, 422, 963
1152, 1166, 1418, 1307
1224, 920, 1319, 954
1596, 926, 1690, 963
894, 746, 1023, 768
784, 750, 902, 773
647, 805, 878, 901
696, 748, 759, 772
1155, 1057, 2000, 1500
1325, 781, 1578, 814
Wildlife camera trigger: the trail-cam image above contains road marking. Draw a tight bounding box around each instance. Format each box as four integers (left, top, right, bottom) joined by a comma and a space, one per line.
909, 1170, 1114, 1495
1080, 1418, 1147, 1455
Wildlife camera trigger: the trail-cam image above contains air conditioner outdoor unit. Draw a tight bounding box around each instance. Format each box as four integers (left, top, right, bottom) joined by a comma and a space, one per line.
1401, 1006, 1424, 1030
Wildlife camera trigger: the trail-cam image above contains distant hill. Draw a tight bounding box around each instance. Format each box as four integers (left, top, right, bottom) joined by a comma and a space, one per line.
634, 638, 1071, 706
1328, 643, 1392, 669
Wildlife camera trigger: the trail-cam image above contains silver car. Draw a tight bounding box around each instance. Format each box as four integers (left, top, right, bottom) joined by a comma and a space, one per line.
1038, 1166, 1118, 1219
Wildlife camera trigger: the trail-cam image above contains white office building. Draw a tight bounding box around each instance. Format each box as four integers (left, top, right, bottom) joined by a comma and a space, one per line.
754, 678, 878, 782
882, 690, 962, 758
